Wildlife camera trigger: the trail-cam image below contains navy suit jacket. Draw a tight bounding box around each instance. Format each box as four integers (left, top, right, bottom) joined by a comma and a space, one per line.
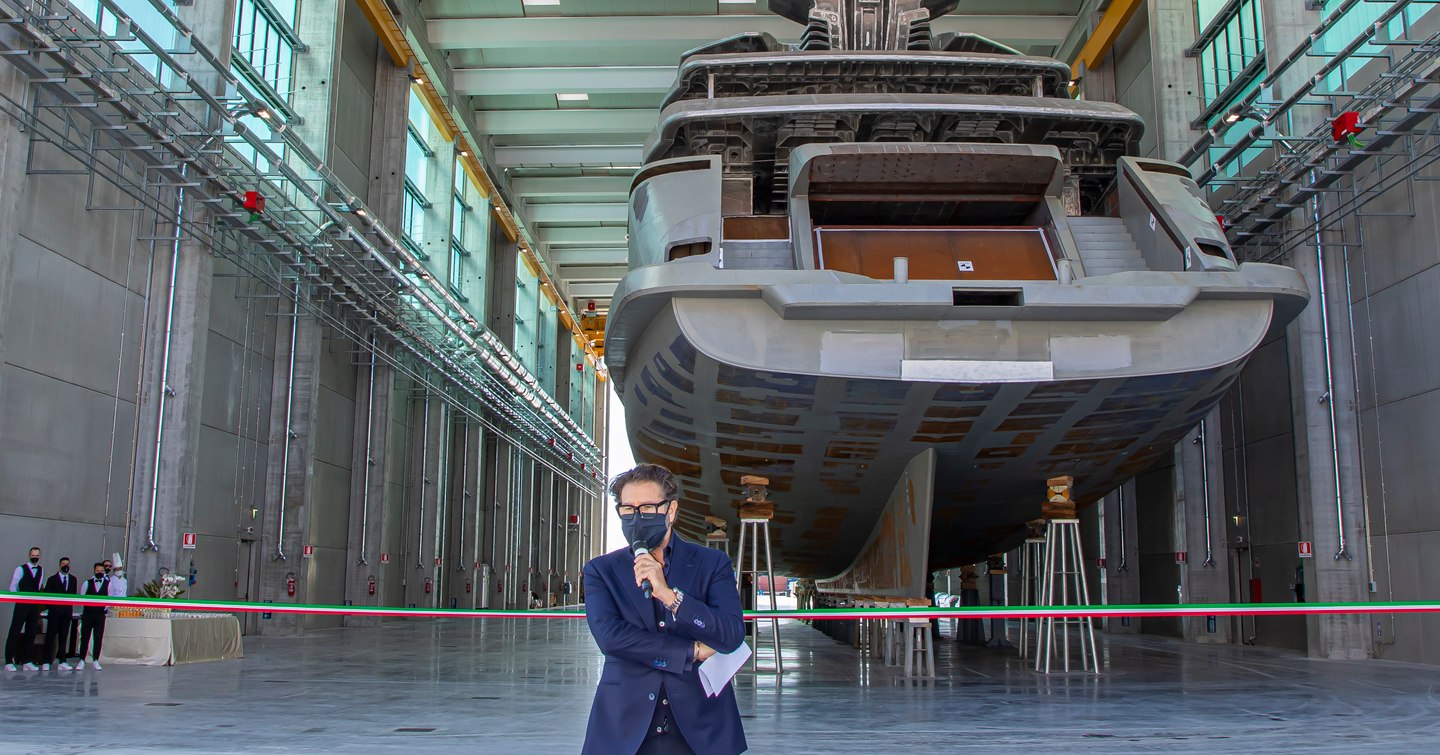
42, 572, 79, 619
582, 535, 747, 755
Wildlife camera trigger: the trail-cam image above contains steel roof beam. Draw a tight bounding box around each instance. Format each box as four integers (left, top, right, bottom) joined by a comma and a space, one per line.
429, 15, 1078, 50
526, 202, 629, 223
538, 226, 629, 246
477, 108, 657, 136
557, 265, 628, 282
492, 143, 645, 167
511, 175, 633, 199
547, 247, 630, 265
567, 281, 622, 298
455, 65, 677, 96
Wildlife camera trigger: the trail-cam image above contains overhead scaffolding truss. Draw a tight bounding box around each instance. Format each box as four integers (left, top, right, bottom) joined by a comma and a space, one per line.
0, 0, 603, 490
1182, 0, 1440, 263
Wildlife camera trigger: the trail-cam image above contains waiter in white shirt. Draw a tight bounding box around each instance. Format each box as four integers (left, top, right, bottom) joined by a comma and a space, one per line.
76, 563, 110, 671
42, 557, 79, 671
5, 546, 44, 672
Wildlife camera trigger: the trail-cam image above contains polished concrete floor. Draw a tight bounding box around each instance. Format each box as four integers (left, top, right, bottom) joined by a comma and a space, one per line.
1, 613, 1437, 753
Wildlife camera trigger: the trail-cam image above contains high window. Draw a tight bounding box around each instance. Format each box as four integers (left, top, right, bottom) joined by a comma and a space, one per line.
403, 91, 435, 258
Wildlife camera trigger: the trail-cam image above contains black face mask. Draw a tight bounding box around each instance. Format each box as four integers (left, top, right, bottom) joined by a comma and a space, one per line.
29, 557, 39, 565
94, 573, 104, 580
60, 565, 69, 574
104, 568, 111, 575
622, 513, 671, 551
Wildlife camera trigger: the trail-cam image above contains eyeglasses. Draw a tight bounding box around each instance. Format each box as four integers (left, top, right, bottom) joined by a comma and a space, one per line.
615, 501, 671, 518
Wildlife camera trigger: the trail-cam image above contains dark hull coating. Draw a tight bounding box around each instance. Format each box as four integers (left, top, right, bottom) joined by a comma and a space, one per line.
624, 304, 1242, 578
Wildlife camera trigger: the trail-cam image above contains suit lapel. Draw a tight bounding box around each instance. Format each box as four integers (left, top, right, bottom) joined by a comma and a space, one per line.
665, 536, 700, 600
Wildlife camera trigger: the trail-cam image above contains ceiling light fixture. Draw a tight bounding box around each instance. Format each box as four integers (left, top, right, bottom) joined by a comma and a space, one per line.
556, 92, 589, 102
522, 0, 562, 5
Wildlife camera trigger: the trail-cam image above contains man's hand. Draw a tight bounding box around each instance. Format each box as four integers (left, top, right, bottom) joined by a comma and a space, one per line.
633, 552, 671, 602
694, 642, 717, 662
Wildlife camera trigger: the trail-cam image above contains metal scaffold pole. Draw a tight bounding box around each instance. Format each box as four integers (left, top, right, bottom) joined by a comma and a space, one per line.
734, 475, 782, 674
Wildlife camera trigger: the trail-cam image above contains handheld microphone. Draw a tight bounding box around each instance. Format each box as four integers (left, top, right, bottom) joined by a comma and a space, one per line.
631, 540, 653, 600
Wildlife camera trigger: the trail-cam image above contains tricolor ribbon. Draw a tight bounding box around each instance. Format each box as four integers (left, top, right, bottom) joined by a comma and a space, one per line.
4, 591, 1438, 621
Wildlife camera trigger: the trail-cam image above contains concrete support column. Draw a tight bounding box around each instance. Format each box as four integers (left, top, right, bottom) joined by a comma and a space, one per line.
510, 454, 532, 610
1177, 409, 1233, 643
0, 35, 32, 471
403, 395, 446, 609
127, 225, 215, 585
1146, 0, 1203, 161
343, 347, 393, 626
1102, 480, 1141, 633
123, 0, 235, 589
446, 420, 483, 609
291, 0, 342, 160
482, 436, 513, 609
487, 230, 520, 349
560, 483, 577, 602
536, 466, 553, 606
367, 51, 411, 232
255, 301, 323, 635
1288, 244, 1371, 659
1261, 0, 1371, 660
554, 331, 574, 412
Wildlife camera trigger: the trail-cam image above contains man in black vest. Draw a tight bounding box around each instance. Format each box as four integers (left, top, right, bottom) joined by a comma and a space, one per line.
76, 563, 109, 671
42, 557, 79, 671
5, 546, 43, 671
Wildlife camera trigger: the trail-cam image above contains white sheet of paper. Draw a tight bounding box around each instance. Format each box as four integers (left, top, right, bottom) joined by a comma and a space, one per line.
698, 641, 752, 697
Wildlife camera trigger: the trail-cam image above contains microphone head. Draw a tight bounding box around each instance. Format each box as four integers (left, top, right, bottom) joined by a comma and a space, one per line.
630, 540, 650, 557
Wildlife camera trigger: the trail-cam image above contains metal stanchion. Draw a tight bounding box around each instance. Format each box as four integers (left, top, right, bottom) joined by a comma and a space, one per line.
734, 475, 782, 673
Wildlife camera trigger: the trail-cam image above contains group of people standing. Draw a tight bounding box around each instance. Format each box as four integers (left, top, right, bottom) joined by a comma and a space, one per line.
4, 546, 127, 672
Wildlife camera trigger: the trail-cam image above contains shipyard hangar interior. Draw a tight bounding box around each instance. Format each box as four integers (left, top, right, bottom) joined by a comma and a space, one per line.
2, 0, 1440, 752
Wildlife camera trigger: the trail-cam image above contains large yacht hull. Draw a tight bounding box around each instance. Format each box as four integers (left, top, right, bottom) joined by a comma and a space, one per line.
612, 263, 1305, 578
604, 1, 1310, 593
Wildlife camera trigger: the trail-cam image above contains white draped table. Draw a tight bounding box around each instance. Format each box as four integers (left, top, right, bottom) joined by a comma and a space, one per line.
101, 613, 244, 666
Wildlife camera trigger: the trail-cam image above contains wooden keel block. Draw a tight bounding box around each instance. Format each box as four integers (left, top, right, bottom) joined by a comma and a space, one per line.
960, 565, 979, 590
737, 502, 775, 520
986, 554, 1007, 575
1043, 475, 1076, 518
740, 474, 771, 503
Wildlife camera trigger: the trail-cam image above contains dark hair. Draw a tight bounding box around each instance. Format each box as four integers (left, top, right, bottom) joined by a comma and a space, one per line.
58, 557, 70, 563
28, 546, 39, 553
93, 562, 104, 569
609, 463, 680, 504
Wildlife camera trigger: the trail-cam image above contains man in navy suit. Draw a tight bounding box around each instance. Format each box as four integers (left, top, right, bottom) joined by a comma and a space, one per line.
583, 464, 747, 755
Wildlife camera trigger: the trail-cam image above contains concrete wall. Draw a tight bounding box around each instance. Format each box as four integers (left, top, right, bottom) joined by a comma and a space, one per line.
1342, 161, 1440, 664
333, 0, 379, 204
1219, 336, 1308, 652
0, 0, 649, 639
1112, 4, 1158, 159
0, 120, 277, 621
0, 156, 151, 618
